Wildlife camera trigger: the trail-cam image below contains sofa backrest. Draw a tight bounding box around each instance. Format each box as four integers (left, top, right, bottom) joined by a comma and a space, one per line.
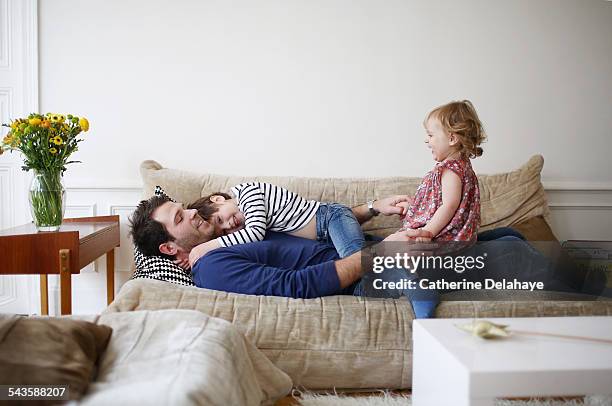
139, 155, 550, 236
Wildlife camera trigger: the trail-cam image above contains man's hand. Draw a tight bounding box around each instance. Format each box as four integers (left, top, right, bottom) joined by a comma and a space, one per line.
381, 228, 436, 257
383, 228, 433, 242
374, 195, 413, 216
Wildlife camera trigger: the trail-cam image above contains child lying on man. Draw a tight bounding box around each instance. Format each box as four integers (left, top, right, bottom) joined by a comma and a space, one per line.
185, 182, 404, 267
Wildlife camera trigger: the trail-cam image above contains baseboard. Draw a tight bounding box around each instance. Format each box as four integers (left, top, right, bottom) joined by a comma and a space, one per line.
545, 188, 612, 241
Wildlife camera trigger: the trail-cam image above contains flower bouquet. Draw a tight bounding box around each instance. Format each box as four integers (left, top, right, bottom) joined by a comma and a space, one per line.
1, 113, 90, 231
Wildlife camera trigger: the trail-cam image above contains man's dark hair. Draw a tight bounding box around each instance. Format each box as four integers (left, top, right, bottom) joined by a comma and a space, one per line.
129, 195, 175, 258
187, 192, 232, 221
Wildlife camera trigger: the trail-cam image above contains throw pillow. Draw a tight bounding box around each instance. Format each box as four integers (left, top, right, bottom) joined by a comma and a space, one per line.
132, 247, 195, 286
0, 314, 112, 402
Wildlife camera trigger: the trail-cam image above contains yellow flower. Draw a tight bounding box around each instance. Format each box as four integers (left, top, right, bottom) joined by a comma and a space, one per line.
49, 147, 58, 154
10, 121, 19, 130
49, 114, 65, 123
52, 136, 63, 145
79, 117, 89, 132
28, 118, 41, 126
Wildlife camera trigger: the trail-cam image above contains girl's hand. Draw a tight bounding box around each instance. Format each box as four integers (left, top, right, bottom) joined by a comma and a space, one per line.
415, 236, 433, 243
188, 239, 222, 268
373, 195, 413, 217
173, 251, 191, 270
395, 201, 411, 220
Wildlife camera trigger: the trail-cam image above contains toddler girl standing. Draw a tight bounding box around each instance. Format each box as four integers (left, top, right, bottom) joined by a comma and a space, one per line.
399, 100, 486, 242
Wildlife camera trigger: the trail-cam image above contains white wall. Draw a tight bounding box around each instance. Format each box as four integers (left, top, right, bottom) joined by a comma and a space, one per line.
2, 0, 611, 315
38, 0, 612, 186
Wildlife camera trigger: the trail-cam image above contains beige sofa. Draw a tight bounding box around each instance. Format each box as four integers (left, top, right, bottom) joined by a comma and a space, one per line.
105, 155, 612, 390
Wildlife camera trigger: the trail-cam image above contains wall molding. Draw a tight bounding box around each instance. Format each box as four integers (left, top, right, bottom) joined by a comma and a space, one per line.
66, 185, 142, 192
543, 181, 612, 191
0, 276, 17, 307
546, 189, 612, 209
545, 188, 612, 241
23, 0, 38, 113
65, 203, 97, 217
0, 165, 13, 229
0, 0, 10, 69
109, 204, 138, 273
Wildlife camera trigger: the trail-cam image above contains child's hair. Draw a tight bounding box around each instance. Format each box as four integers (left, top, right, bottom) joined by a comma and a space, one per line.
188, 192, 232, 221
425, 100, 486, 158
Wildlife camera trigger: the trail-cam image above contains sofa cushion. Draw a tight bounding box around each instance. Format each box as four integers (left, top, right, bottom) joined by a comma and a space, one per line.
105, 279, 612, 390
81, 310, 291, 406
0, 314, 112, 401
511, 215, 558, 241
140, 155, 550, 237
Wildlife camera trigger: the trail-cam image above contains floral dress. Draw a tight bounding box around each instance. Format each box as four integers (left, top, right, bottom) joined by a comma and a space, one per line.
403, 158, 480, 241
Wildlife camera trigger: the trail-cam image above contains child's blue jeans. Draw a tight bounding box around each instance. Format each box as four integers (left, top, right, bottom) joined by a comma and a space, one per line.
315, 203, 365, 258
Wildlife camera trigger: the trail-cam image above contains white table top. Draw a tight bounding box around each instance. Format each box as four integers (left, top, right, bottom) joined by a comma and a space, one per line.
414, 316, 612, 373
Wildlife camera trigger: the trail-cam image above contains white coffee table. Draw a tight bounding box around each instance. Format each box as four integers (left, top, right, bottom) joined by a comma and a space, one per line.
412, 316, 612, 406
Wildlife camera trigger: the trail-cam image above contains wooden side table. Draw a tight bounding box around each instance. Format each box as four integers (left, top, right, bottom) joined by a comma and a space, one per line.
0, 215, 120, 315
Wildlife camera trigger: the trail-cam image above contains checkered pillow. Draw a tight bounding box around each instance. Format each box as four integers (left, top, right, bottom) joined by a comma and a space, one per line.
131, 186, 195, 287
132, 247, 195, 286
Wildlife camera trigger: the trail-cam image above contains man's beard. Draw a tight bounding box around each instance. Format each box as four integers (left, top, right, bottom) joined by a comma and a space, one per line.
174, 233, 208, 253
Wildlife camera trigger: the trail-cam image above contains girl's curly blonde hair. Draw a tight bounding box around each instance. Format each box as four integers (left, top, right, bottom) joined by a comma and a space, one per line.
425, 100, 486, 159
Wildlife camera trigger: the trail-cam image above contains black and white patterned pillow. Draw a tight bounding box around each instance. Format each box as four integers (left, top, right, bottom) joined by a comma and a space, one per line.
154, 185, 174, 202
132, 247, 195, 286
131, 186, 195, 287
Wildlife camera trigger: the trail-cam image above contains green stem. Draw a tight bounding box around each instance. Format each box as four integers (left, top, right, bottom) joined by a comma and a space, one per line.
29, 170, 64, 228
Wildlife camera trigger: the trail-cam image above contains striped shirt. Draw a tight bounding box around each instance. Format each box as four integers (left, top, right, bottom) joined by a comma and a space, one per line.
217, 182, 320, 248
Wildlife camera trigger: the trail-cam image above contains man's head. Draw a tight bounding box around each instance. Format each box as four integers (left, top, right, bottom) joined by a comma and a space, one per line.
129, 195, 215, 259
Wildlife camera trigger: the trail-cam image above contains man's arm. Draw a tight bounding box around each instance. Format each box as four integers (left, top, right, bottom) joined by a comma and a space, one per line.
192, 248, 342, 298
192, 228, 433, 297
335, 228, 434, 288
188, 239, 222, 267
351, 195, 413, 224
335, 251, 364, 288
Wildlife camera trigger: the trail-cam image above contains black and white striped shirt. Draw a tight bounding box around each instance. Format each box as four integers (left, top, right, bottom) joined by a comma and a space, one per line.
217, 182, 320, 247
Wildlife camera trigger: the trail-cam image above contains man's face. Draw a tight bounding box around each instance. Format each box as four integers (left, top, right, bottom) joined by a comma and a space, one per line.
152, 201, 215, 253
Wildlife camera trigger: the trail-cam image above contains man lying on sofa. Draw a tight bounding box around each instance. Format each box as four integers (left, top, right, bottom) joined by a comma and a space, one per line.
129, 195, 583, 319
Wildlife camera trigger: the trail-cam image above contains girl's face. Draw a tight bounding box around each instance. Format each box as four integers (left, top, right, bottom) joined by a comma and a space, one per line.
424, 117, 457, 162
209, 196, 246, 236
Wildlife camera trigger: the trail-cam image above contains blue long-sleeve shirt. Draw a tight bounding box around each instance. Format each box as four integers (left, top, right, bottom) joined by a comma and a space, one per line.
192, 232, 356, 298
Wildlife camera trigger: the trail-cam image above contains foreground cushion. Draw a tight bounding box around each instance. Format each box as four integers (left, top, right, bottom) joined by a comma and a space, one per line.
82, 309, 291, 406
0, 314, 112, 401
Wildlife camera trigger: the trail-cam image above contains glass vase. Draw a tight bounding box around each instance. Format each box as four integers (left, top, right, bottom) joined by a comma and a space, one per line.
29, 170, 66, 232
